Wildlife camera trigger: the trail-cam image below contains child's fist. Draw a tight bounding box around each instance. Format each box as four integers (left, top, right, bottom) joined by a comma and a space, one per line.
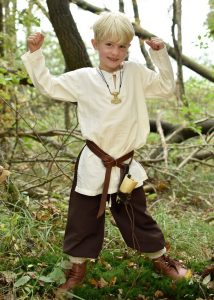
27, 32, 45, 53
145, 37, 165, 51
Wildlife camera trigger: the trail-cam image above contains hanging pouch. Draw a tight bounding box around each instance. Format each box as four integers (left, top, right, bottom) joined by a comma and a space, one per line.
117, 163, 138, 203
119, 174, 138, 194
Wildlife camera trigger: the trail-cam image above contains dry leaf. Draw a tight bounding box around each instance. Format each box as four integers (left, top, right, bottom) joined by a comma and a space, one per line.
136, 295, 148, 300
89, 277, 108, 288
201, 264, 214, 278
0, 166, 3, 175
0, 166, 11, 184
128, 262, 138, 269
36, 211, 50, 221
109, 276, 117, 286
89, 278, 99, 287
98, 277, 108, 288
154, 290, 164, 298
202, 274, 211, 285
0, 271, 16, 284
156, 180, 169, 191
102, 261, 112, 270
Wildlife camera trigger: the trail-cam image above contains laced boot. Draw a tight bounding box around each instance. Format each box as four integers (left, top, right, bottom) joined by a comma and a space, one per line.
56, 262, 87, 295
153, 255, 192, 280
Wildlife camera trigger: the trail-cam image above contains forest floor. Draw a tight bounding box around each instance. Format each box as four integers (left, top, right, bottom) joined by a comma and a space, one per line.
0, 78, 213, 299
0, 177, 213, 300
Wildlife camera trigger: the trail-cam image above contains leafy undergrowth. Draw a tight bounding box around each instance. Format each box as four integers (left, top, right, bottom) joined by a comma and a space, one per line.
0, 190, 213, 300
0, 249, 213, 300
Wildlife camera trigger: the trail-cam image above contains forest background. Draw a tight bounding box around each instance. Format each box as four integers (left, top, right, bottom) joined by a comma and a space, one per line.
0, 0, 213, 299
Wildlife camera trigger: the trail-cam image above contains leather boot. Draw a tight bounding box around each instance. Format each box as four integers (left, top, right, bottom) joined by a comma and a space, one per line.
153, 255, 192, 280
56, 262, 87, 295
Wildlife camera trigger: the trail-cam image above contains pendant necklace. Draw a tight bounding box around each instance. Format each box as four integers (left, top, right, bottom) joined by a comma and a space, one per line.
97, 67, 123, 104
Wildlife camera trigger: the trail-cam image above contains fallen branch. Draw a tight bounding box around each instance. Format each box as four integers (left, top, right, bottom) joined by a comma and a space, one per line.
177, 146, 203, 169
10, 159, 75, 163
149, 118, 214, 158
0, 129, 83, 140
149, 119, 214, 142
192, 150, 214, 161
0, 119, 212, 142
190, 158, 214, 168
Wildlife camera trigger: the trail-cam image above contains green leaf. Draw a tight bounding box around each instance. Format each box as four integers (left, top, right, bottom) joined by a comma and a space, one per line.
14, 275, 31, 287
49, 267, 65, 284
0, 77, 7, 85
147, 193, 157, 201
38, 268, 65, 284
38, 275, 53, 283
0, 67, 7, 74
66, 292, 86, 300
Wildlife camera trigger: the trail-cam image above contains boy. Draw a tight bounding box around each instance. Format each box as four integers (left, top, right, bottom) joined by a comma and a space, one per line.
22, 11, 190, 293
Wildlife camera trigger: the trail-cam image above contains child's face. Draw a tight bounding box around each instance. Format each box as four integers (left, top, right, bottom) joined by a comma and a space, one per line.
92, 39, 130, 72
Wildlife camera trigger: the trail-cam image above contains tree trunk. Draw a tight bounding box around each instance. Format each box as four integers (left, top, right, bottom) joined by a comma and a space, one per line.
64, 102, 71, 129
46, 0, 92, 71
0, 0, 3, 57
172, 0, 185, 103
4, 0, 17, 63
25, 1, 34, 39
119, 0, 125, 12
46, 0, 92, 129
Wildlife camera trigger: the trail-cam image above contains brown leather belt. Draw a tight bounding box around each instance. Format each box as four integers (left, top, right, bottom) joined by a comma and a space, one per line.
86, 140, 134, 218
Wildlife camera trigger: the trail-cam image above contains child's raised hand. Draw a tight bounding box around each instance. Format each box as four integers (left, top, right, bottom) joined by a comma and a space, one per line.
145, 37, 165, 51
27, 32, 45, 53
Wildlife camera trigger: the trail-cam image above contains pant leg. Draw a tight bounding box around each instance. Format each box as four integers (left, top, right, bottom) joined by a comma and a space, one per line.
110, 186, 165, 253
63, 191, 105, 258
63, 147, 105, 258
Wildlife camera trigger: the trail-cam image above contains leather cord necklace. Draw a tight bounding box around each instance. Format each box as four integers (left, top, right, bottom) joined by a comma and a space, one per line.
97, 68, 123, 104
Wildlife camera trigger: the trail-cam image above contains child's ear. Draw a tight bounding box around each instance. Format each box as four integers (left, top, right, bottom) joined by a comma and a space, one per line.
91, 39, 98, 50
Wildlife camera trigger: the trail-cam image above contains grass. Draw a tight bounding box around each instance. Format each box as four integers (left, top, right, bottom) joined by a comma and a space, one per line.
0, 187, 213, 299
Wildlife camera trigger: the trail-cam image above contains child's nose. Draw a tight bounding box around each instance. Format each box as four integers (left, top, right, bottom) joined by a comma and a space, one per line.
111, 47, 119, 56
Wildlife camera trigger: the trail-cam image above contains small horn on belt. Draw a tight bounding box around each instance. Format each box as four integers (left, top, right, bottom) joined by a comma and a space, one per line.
86, 140, 134, 218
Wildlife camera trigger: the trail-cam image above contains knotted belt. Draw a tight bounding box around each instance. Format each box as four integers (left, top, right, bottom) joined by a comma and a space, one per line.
86, 140, 134, 218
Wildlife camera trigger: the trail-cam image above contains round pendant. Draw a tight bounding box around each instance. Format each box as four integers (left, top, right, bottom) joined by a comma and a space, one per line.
111, 97, 121, 104
111, 92, 121, 104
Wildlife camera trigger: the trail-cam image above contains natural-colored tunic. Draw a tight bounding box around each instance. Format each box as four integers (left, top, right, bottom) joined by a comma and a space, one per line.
21, 47, 174, 196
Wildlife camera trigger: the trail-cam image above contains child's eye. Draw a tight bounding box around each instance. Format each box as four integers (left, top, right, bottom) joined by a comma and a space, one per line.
120, 45, 127, 49
106, 43, 112, 47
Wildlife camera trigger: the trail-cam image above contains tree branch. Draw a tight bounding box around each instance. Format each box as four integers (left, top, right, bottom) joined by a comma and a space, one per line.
69, 0, 214, 82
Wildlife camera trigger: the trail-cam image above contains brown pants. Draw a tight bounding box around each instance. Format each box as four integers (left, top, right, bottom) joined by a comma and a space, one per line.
63, 149, 165, 258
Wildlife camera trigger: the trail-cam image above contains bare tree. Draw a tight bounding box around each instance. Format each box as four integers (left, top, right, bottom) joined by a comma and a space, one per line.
131, 0, 155, 70
172, 0, 186, 104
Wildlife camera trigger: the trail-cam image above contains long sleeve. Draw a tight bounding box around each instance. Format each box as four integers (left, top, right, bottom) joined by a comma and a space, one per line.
141, 47, 175, 99
21, 49, 78, 102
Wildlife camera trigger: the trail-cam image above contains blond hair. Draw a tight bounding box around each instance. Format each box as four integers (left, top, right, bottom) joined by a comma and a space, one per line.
93, 12, 135, 44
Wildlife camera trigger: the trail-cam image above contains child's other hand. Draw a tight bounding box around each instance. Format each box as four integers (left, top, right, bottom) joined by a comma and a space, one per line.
27, 32, 45, 53
145, 37, 165, 51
